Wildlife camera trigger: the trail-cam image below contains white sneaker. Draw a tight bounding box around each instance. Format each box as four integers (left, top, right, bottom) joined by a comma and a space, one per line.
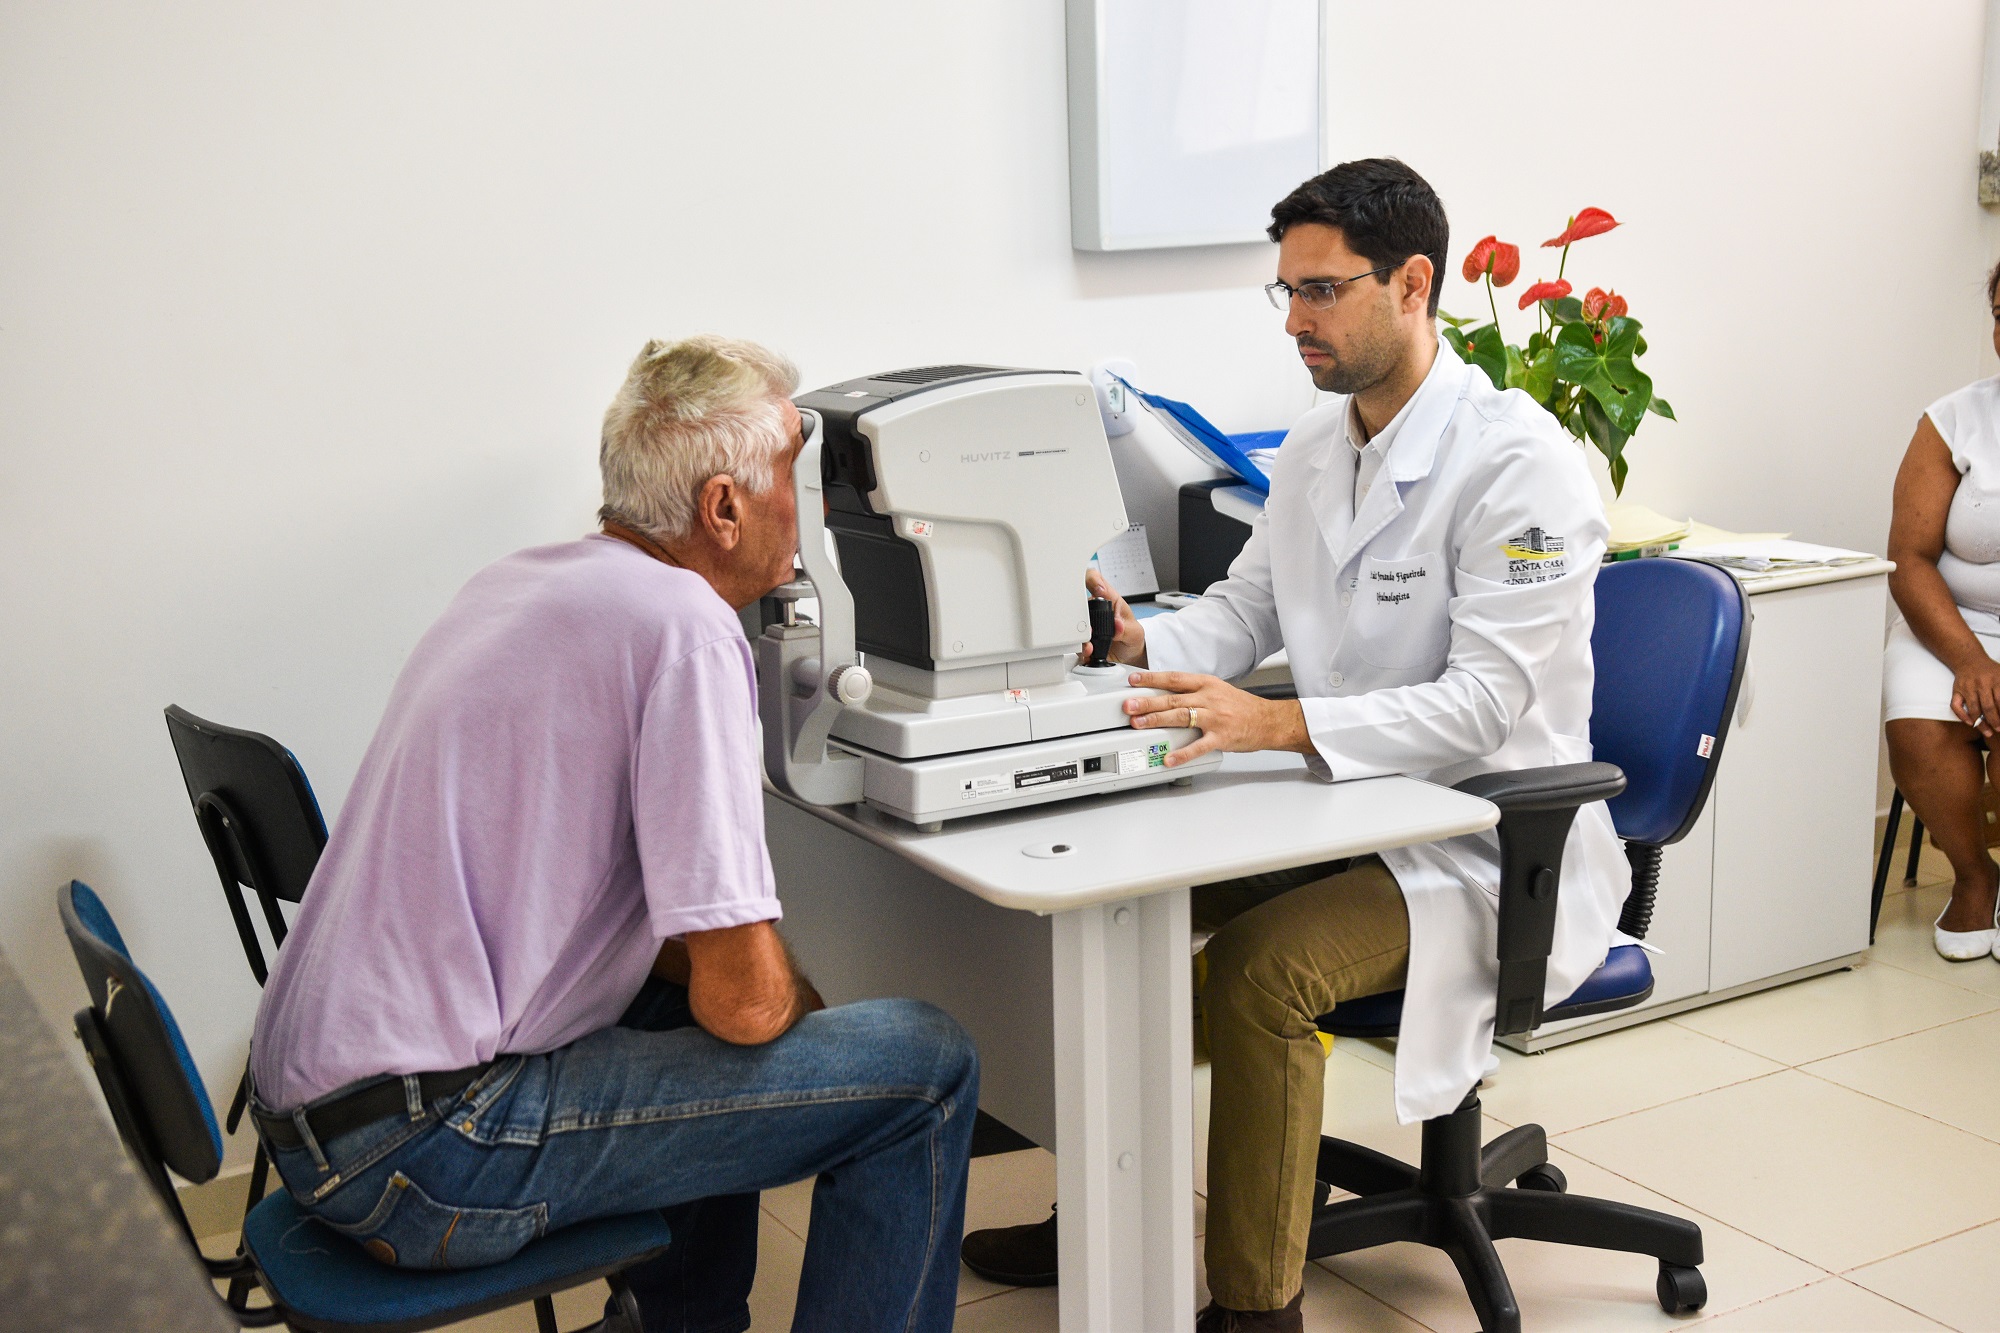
1935, 898, 2000, 961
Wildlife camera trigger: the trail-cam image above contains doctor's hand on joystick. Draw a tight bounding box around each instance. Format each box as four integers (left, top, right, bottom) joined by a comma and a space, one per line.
1079, 569, 1149, 667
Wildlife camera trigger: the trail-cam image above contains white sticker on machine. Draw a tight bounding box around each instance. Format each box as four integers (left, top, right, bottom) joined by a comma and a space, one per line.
1117, 743, 1170, 775
1697, 734, 1715, 758
1011, 761, 1080, 790
960, 774, 1007, 801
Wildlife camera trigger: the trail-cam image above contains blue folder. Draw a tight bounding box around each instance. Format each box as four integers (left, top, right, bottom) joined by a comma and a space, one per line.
1120, 380, 1274, 496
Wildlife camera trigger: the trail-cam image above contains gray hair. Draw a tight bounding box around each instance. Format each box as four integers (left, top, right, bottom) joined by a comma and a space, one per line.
599, 335, 801, 543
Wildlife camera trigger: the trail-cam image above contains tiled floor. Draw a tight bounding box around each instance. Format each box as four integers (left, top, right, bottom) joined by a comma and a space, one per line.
203, 826, 2000, 1330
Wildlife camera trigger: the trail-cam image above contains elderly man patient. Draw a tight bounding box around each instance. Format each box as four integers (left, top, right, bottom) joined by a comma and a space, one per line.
247, 336, 978, 1333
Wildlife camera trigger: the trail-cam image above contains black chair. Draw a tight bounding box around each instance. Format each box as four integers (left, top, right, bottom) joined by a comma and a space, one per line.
1872, 740, 1998, 941
164, 703, 330, 1217
1871, 792, 1926, 943
1308, 557, 1751, 1332
163, 704, 328, 985
60, 878, 671, 1333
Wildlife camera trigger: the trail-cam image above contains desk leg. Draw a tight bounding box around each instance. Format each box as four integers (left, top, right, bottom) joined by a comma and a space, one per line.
1052, 889, 1195, 1333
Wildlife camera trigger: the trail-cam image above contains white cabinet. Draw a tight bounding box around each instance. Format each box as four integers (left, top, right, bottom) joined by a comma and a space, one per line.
1511, 564, 1889, 1051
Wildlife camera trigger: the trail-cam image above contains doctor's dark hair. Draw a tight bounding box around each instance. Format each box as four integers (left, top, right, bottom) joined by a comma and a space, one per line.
1987, 258, 2000, 306
1267, 158, 1450, 316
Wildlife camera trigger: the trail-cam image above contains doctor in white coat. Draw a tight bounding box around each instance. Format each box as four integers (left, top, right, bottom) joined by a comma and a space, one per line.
1056, 159, 1623, 1329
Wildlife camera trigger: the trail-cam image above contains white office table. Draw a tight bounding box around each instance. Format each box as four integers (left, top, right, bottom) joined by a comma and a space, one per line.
764, 750, 1495, 1332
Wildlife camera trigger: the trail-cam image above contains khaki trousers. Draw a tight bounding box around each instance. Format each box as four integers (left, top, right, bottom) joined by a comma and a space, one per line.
1192, 856, 1411, 1311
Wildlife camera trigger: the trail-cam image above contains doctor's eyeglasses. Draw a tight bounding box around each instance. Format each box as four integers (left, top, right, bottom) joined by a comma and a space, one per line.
1265, 264, 1398, 312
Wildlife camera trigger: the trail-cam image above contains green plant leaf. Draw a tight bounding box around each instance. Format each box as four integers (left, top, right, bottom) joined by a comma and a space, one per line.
1502, 343, 1529, 391
1464, 323, 1508, 391
1581, 396, 1632, 496
1648, 396, 1676, 420
1438, 310, 1479, 329
1553, 387, 1588, 442
1546, 296, 1585, 325
1442, 325, 1472, 360
1521, 345, 1558, 402
1555, 318, 1654, 433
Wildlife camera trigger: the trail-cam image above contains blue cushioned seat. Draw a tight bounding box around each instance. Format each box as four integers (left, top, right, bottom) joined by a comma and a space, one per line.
242, 1190, 674, 1333
1321, 944, 1656, 1040
59, 878, 672, 1333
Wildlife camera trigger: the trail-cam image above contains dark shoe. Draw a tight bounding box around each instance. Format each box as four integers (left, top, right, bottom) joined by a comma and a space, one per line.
1195, 1287, 1304, 1332
960, 1206, 1058, 1287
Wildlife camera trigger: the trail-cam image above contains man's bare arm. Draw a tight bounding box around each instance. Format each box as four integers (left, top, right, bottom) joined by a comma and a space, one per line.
678, 920, 824, 1045
651, 937, 691, 985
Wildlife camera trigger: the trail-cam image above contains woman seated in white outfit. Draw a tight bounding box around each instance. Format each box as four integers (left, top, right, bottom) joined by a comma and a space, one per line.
1886, 261, 2000, 961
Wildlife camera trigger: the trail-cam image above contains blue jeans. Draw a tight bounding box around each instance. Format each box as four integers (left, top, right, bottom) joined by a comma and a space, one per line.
254, 983, 979, 1333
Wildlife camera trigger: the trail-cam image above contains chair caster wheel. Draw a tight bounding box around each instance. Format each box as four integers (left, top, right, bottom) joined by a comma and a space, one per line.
1656, 1262, 1706, 1314
1515, 1163, 1566, 1193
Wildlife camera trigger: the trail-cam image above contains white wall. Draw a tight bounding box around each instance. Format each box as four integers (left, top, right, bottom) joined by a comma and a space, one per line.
3, 2, 1994, 1162
1331, 2, 2000, 544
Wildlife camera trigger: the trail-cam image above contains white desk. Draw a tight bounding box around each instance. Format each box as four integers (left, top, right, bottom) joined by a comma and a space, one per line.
765, 750, 1495, 1333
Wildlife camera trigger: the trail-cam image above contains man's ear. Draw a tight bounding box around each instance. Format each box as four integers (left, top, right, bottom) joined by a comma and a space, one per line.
1402, 255, 1434, 316
697, 474, 743, 551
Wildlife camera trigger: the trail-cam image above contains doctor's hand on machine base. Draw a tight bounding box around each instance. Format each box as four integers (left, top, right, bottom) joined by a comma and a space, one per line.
1122, 671, 1314, 768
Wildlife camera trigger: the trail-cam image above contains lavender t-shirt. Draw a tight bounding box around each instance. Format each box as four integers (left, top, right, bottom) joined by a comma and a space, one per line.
251, 535, 780, 1111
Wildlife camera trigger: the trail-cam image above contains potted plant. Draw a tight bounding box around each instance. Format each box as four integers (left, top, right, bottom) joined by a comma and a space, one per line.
1442, 207, 1672, 494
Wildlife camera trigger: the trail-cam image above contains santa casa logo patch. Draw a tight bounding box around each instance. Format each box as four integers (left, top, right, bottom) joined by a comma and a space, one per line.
1501, 527, 1567, 585
1500, 527, 1566, 561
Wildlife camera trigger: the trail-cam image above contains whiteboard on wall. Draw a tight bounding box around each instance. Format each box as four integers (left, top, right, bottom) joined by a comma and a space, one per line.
1066, 0, 1322, 252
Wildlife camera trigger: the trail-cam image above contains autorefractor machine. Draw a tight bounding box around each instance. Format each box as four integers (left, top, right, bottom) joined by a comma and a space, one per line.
758, 365, 1222, 828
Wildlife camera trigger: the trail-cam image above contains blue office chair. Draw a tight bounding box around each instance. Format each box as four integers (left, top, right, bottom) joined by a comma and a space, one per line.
1308, 557, 1751, 1332
59, 879, 673, 1333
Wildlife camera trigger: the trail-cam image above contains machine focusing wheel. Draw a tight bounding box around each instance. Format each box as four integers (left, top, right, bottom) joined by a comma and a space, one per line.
1656, 1263, 1707, 1314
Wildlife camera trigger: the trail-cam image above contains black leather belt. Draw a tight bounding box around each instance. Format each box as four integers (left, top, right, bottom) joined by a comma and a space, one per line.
253, 1063, 492, 1152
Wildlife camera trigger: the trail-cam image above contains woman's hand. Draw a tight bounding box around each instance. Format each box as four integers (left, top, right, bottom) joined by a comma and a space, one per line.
1951, 658, 2000, 740
1081, 569, 1148, 666
1121, 670, 1315, 767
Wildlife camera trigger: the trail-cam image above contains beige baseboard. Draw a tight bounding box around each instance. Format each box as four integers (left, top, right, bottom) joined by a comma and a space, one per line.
178, 1164, 256, 1242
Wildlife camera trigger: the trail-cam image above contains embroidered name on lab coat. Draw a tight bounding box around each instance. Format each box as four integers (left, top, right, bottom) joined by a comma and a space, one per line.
1370, 564, 1427, 604
1500, 527, 1567, 584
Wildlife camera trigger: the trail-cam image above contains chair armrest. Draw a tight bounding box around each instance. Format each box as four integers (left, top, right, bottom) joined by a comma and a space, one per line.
1454, 761, 1626, 812
1452, 762, 1627, 1036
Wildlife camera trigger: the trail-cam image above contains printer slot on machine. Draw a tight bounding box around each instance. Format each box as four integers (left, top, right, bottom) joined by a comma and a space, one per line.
759, 365, 1222, 829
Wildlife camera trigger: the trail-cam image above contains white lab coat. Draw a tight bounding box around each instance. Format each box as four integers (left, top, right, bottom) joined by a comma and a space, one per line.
1147, 343, 1628, 1123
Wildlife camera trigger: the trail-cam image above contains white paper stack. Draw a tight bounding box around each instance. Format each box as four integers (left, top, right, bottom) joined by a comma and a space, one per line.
1671, 539, 1876, 574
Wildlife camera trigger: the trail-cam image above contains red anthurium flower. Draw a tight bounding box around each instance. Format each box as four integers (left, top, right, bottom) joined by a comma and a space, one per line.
1582, 287, 1630, 319
1517, 278, 1572, 310
1542, 207, 1620, 247
1462, 235, 1521, 287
